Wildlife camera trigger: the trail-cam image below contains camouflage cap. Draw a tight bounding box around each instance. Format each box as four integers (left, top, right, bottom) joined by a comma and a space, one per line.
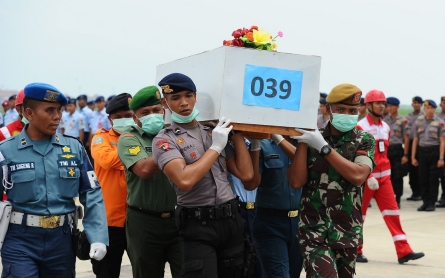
326, 84, 362, 106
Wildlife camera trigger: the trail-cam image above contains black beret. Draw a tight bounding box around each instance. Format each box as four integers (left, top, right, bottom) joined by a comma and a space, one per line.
386, 97, 400, 106
412, 96, 423, 103
424, 99, 437, 108
360, 97, 365, 105
319, 92, 327, 98
77, 94, 88, 101
319, 98, 327, 105
158, 73, 196, 94
106, 93, 132, 114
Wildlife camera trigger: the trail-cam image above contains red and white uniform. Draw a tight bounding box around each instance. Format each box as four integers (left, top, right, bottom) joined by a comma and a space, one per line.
357, 114, 413, 259
0, 119, 25, 142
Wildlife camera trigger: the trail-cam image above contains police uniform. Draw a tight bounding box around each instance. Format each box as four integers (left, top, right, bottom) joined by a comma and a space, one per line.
295, 84, 376, 277
405, 96, 425, 200
89, 96, 111, 135
435, 96, 445, 207
251, 139, 303, 278
118, 86, 182, 278
383, 97, 410, 206
91, 93, 131, 278
412, 100, 445, 211
152, 73, 248, 278
0, 83, 108, 277
60, 99, 85, 139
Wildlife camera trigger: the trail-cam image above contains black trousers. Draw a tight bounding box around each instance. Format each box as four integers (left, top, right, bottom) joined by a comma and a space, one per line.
418, 146, 441, 204
388, 144, 408, 201
408, 140, 421, 196
91, 226, 127, 278
176, 199, 244, 278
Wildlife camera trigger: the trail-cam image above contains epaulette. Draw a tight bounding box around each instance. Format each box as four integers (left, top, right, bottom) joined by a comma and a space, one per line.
62, 134, 83, 145
0, 135, 16, 146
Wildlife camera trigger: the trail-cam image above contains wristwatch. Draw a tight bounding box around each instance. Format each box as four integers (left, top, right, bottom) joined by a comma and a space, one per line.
320, 145, 332, 156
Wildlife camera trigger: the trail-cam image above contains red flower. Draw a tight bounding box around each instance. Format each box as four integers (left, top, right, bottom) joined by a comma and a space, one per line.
232, 29, 243, 38
251, 25, 258, 31
223, 40, 233, 46
232, 39, 244, 47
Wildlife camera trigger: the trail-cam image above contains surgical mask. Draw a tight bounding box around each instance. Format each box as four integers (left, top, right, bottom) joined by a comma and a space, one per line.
331, 113, 358, 132
21, 116, 29, 125
138, 114, 164, 135
165, 100, 199, 123
112, 118, 135, 134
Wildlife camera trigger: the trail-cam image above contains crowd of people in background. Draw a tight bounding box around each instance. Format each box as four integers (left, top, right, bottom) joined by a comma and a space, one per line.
2, 79, 442, 278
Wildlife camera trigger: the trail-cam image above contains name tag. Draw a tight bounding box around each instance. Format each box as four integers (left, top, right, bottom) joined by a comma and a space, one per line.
265, 154, 280, 161
242, 64, 303, 111
145, 146, 152, 152
378, 140, 385, 153
9, 162, 35, 172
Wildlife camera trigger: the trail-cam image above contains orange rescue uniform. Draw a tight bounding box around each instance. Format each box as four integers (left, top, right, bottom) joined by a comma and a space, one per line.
91, 128, 127, 227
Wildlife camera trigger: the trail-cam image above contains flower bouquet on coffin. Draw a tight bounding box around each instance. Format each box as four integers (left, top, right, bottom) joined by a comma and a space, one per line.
223, 25, 283, 51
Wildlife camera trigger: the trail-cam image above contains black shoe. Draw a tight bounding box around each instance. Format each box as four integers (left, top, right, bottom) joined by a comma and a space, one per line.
425, 204, 436, 211
356, 254, 368, 263
398, 252, 425, 264
436, 199, 445, 208
417, 203, 428, 211
407, 195, 422, 201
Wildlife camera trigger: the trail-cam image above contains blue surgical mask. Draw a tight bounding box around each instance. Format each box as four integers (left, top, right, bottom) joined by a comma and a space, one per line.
112, 118, 135, 134
138, 114, 164, 135
331, 113, 358, 132
165, 100, 199, 124
21, 116, 29, 125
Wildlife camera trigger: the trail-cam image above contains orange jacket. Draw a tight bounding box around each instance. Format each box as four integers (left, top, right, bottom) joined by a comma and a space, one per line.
91, 128, 127, 227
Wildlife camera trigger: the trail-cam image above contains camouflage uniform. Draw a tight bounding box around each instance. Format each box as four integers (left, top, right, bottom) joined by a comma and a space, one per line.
298, 123, 375, 278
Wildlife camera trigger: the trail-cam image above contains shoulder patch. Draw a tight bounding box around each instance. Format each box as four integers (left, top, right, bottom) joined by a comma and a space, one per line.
128, 146, 141, 155
431, 121, 439, 126
156, 139, 171, 151
93, 137, 104, 145
120, 133, 135, 138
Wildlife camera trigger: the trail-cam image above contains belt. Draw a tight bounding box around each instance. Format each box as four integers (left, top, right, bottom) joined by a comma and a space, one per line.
184, 202, 236, 220
10, 212, 73, 229
239, 202, 255, 210
257, 207, 299, 218
418, 145, 440, 151
127, 205, 173, 219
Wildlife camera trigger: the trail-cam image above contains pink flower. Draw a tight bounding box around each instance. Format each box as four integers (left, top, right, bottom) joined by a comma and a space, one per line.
278, 31, 283, 38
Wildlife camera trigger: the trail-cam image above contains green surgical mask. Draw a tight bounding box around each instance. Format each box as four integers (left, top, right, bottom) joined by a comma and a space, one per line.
165, 100, 199, 124
331, 113, 358, 132
112, 118, 135, 134
21, 116, 29, 125
138, 114, 164, 135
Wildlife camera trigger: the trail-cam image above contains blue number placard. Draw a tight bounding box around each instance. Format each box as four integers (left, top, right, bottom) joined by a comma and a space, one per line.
242, 64, 303, 111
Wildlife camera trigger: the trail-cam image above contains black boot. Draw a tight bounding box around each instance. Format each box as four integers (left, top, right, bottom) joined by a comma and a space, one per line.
398, 252, 425, 264
417, 202, 428, 211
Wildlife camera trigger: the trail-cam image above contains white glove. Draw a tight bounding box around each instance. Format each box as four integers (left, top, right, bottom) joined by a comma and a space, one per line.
209, 117, 233, 154
293, 128, 327, 152
247, 138, 262, 151
89, 242, 107, 261
367, 177, 379, 190
270, 134, 285, 145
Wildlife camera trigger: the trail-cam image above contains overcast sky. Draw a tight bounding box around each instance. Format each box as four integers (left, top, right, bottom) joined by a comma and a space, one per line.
1, 0, 444, 105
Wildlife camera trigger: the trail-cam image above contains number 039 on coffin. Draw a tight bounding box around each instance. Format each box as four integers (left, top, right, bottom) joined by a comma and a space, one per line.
156, 46, 321, 135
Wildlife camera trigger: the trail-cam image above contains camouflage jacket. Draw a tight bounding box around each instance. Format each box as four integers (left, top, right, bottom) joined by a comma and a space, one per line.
298, 123, 375, 249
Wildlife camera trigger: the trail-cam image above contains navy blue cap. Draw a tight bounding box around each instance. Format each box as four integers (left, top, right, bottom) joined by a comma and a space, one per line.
24, 82, 67, 106
360, 97, 365, 105
95, 96, 105, 103
67, 98, 77, 105
424, 99, 437, 108
386, 97, 400, 106
9, 95, 16, 101
107, 95, 116, 101
319, 92, 327, 98
319, 99, 327, 105
158, 73, 196, 94
77, 94, 87, 101
87, 100, 94, 105
412, 96, 423, 103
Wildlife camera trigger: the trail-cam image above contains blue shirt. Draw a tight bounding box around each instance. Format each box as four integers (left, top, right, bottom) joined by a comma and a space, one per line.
4, 108, 19, 125
0, 128, 109, 245
228, 173, 257, 203
90, 109, 111, 135
78, 106, 93, 132
256, 140, 302, 210
60, 111, 85, 138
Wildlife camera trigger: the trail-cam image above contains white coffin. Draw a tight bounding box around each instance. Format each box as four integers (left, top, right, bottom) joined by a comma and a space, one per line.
156, 46, 321, 134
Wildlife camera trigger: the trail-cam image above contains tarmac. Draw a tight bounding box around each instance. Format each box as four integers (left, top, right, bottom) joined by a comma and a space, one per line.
3, 178, 445, 277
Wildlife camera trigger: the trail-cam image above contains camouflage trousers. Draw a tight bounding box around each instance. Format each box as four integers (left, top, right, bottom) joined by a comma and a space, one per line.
300, 241, 357, 278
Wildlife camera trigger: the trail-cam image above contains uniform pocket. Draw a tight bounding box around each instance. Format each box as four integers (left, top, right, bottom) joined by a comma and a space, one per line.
1, 264, 10, 277
59, 168, 80, 198
9, 170, 37, 202
428, 126, 439, 139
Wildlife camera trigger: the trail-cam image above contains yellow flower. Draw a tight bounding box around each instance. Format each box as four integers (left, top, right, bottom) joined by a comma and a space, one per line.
253, 28, 272, 46
271, 43, 277, 49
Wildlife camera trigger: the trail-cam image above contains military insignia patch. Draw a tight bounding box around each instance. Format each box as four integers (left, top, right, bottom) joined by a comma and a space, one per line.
395, 130, 400, 136
62, 146, 71, 152
160, 85, 173, 93
144, 146, 152, 152
190, 152, 197, 159
55, 135, 60, 143
44, 89, 60, 102
93, 137, 104, 145
156, 139, 170, 151
68, 167, 76, 177
176, 138, 185, 144
174, 128, 181, 134
208, 132, 212, 136
431, 121, 438, 126
128, 146, 141, 155
351, 91, 362, 103
21, 138, 26, 146
396, 119, 402, 125
61, 154, 75, 159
